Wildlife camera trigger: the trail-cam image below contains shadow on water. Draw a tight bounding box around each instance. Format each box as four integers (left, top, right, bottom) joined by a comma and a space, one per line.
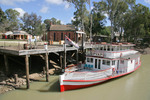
38, 80, 60, 92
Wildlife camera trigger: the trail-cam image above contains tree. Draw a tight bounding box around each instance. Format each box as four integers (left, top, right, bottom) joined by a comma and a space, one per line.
44, 17, 62, 32
92, 2, 106, 35
65, 0, 89, 32
96, 0, 136, 42
44, 19, 51, 31
123, 4, 150, 43
21, 12, 44, 35
0, 7, 7, 32
50, 17, 62, 25
5, 9, 20, 31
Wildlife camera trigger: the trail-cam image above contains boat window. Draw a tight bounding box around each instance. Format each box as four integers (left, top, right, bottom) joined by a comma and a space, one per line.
87, 58, 93, 63
111, 47, 114, 51
104, 46, 106, 51
102, 60, 106, 65
107, 60, 110, 65
121, 60, 124, 64
112, 61, 115, 65
98, 60, 101, 69
95, 59, 97, 68
107, 46, 110, 51
87, 58, 90, 62
91, 58, 93, 63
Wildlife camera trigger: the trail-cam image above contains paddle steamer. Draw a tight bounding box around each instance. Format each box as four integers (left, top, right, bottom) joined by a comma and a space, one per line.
60, 42, 141, 92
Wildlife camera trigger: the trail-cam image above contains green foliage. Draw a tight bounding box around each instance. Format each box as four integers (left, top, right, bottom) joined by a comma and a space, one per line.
5, 9, 20, 31
21, 12, 44, 36
123, 3, 150, 43
0, 7, 7, 32
44, 17, 62, 32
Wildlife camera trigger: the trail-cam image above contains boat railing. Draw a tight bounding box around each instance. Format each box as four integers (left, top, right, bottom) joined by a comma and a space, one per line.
64, 68, 113, 80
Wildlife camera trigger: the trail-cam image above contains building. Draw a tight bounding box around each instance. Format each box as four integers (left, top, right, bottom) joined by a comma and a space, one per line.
2, 31, 13, 39
12, 31, 32, 40
48, 25, 76, 41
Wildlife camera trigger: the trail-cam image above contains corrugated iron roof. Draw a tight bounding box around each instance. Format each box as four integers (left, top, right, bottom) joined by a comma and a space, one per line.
50, 25, 76, 31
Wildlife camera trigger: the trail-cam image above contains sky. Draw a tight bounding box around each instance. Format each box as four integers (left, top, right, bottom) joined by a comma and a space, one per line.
0, 0, 150, 26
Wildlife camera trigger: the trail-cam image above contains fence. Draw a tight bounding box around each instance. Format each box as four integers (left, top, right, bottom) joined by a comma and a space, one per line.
0, 41, 50, 50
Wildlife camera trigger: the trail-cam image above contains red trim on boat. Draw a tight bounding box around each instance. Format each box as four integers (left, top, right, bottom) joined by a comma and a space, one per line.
60, 80, 107, 92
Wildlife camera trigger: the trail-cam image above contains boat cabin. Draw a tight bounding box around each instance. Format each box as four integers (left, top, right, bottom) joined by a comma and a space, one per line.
85, 43, 140, 74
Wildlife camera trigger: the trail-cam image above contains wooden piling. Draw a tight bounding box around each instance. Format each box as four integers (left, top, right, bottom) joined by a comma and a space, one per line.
14, 74, 18, 84
45, 53, 49, 82
59, 52, 63, 69
76, 50, 78, 64
63, 44, 66, 72
43, 67, 46, 75
4, 54, 9, 75
25, 55, 30, 89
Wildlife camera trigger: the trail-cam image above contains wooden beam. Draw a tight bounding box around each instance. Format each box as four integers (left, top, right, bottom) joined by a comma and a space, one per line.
25, 55, 30, 89
4, 54, 9, 75
45, 53, 49, 82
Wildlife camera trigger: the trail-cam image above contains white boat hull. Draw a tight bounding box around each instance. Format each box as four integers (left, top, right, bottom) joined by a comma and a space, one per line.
60, 62, 141, 92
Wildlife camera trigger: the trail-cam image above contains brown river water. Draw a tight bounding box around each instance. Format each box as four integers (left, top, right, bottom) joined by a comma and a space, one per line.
0, 54, 150, 100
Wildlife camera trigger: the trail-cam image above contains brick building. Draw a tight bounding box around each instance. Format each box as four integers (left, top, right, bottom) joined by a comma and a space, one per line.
47, 25, 76, 41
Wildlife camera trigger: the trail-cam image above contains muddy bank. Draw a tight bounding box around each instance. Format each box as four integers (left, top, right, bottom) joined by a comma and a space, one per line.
0, 68, 61, 94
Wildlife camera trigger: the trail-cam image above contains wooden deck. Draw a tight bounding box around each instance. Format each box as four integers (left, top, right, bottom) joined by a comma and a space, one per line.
0, 44, 92, 56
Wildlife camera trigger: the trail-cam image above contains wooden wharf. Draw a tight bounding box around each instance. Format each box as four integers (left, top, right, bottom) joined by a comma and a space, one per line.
0, 43, 92, 89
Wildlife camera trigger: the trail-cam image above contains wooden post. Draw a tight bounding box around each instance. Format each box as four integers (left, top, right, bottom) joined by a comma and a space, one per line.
4, 54, 9, 75
63, 44, 66, 72
76, 50, 78, 64
25, 55, 30, 89
59, 52, 63, 69
43, 67, 46, 75
14, 74, 18, 84
82, 34, 84, 52
45, 53, 49, 82
82, 34, 85, 63
76, 33, 78, 43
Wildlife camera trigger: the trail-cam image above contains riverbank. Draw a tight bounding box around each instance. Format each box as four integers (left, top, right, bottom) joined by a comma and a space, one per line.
0, 68, 60, 94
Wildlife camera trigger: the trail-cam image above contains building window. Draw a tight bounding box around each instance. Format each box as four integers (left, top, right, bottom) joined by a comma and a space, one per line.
69, 33, 71, 38
61, 33, 63, 40
54, 33, 56, 41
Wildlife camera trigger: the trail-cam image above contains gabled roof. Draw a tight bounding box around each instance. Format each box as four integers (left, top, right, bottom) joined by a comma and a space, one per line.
4, 31, 13, 35
50, 25, 76, 31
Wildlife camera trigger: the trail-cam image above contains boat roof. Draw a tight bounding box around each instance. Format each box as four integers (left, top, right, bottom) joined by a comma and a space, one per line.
91, 42, 135, 47
120, 53, 141, 60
